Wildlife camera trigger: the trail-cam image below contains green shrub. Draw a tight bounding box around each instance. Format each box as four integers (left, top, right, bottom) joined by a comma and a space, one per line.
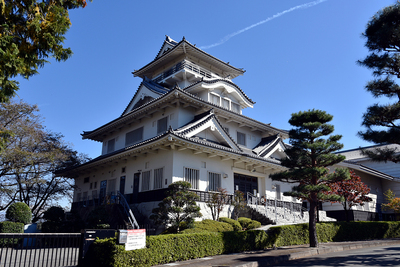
89, 230, 269, 267
87, 221, 400, 267
0, 221, 24, 246
6, 202, 32, 224
238, 217, 260, 230
43, 206, 65, 222
180, 219, 233, 234
0, 221, 24, 233
219, 217, 242, 231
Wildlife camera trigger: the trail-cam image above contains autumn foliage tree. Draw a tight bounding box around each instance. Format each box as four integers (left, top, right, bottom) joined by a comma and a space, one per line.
329, 170, 372, 222
382, 189, 400, 213
206, 188, 228, 221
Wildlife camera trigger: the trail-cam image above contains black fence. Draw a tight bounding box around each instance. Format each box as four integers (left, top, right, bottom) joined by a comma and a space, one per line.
0, 233, 81, 267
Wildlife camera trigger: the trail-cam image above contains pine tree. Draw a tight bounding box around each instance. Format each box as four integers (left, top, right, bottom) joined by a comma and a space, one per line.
358, 3, 400, 162
270, 109, 350, 247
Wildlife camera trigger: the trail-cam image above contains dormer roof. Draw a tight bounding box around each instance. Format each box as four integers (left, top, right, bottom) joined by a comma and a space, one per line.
133, 36, 245, 80
175, 109, 241, 151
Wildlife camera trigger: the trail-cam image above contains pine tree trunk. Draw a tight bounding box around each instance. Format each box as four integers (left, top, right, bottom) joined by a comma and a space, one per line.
309, 200, 319, 247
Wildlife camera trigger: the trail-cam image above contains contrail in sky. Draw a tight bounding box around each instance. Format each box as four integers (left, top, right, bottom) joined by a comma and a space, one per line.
199, 0, 328, 49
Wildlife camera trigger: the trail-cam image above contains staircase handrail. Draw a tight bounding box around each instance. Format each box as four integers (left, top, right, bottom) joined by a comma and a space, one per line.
118, 191, 139, 229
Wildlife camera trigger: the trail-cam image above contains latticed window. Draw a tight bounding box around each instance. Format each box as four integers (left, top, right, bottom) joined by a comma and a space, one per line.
210, 94, 220, 106
208, 172, 221, 192
222, 98, 230, 109
107, 139, 115, 153
154, 168, 163, 189
184, 167, 199, 189
157, 117, 168, 134
126, 127, 143, 146
231, 102, 240, 113
237, 131, 246, 146
141, 170, 151, 191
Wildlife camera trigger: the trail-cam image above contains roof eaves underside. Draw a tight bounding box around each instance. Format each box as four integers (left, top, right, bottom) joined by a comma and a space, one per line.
82, 88, 288, 142
61, 131, 283, 177
133, 40, 245, 79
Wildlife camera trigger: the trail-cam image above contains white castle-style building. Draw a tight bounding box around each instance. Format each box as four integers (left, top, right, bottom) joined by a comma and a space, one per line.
58, 36, 400, 227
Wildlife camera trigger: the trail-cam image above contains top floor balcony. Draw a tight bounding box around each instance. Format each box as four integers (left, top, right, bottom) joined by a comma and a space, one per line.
153, 60, 215, 86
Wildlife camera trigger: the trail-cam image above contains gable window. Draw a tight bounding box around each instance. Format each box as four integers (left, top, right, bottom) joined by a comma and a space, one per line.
154, 168, 164, 189
157, 117, 168, 134
208, 172, 221, 192
141, 170, 151, 191
107, 139, 115, 153
222, 98, 230, 109
237, 131, 246, 146
184, 167, 199, 190
231, 102, 240, 113
210, 94, 220, 106
126, 127, 143, 146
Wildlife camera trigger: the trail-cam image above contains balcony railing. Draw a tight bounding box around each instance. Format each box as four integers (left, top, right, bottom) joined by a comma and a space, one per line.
153, 60, 212, 83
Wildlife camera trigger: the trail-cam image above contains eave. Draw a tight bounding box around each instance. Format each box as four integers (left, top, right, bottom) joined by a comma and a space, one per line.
59, 130, 286, 178
82, 88, 288, 142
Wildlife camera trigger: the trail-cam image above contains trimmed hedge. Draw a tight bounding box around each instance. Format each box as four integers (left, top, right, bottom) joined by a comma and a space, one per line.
0, 221, 24, 246
238, 217, 261, 230
219, 217, 242, 231
86, 230, 269, 267
0, 221, 24, 233
88, 221, 400, 267
180, 219, 233, 234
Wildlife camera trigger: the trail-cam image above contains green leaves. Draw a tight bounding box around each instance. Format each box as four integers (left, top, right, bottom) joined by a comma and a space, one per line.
0, 0, 88, 103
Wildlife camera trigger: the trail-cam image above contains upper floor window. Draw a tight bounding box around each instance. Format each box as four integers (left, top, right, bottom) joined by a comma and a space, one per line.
222, 98, 230, 109
107, 139, 115, 153
210, 94, 220, 105
231, 102, 240, 113
157, 117, 168, 134
126, 127, 143, 146
237, 131, 246, 146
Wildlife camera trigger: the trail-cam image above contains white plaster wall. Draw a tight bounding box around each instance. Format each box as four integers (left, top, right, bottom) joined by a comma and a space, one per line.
171, 149, 234, 193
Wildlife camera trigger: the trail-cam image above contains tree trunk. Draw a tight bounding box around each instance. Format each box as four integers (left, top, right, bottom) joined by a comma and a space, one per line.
309, 201, 319, 247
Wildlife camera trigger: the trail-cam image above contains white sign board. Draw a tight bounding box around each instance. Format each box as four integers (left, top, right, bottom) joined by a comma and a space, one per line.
125, 229, 146, 251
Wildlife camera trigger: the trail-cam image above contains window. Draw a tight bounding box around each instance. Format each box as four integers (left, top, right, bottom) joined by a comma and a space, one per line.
77, 193, 81, 202
94, 182, 97, 189
84, 177, 89, 183
154, 168, 163, 189
125, 127, 143, 146
92, 190, 98, 199
157, 117, 168, 134
231, 102, 240, 113
90, 183, 93, 189
210, 94, 220, 105
208, 172, 221, 191
83, 191, 88, 201
141, 170, 151, 191
184, 167, 199, 189
222, 98, 230, 109
107, 139, 115, 153
107, 179, 116, 195
237, 131, 246, 146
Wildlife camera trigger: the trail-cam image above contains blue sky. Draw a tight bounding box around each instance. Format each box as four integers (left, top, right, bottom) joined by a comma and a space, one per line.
15, 0, 397, 160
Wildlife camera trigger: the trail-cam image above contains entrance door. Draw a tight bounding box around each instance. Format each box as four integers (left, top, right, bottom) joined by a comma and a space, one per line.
99, 180, 107, 203
234, 173, 258, 198
132, 173, 140, 203
119, 176, 126, 195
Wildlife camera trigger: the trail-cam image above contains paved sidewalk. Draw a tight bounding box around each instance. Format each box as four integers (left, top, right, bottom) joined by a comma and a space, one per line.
154, 238, 400, 267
